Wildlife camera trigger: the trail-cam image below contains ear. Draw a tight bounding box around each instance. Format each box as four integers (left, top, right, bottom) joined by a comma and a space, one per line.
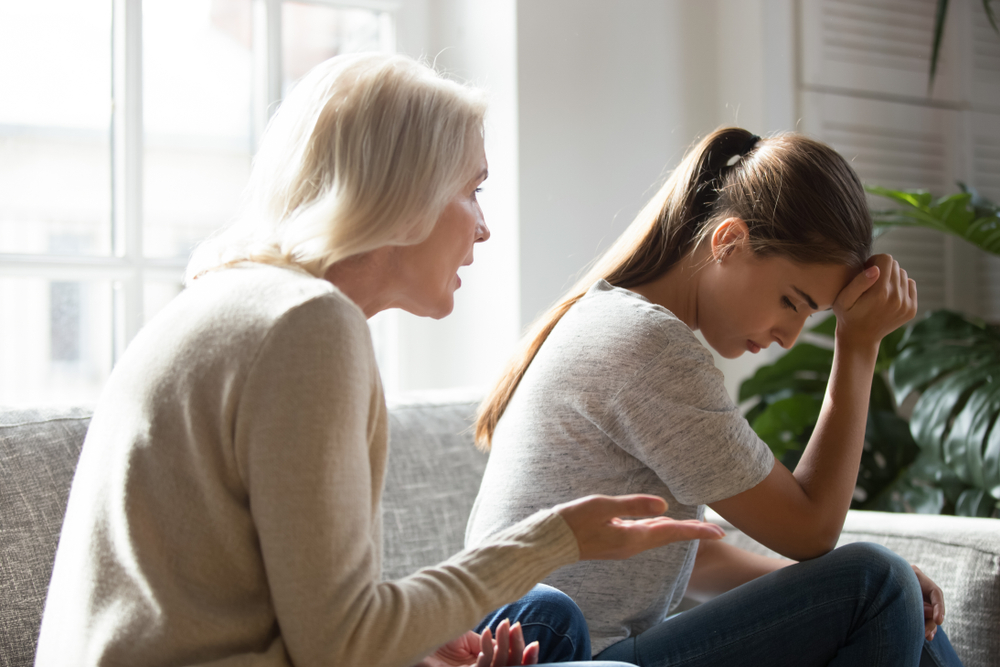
710, 217, 749, 263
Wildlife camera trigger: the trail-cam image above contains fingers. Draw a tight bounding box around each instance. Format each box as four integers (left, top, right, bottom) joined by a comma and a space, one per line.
912, 565, 945, 624
557, 494, 725, 560
834, 263, 880, 312
912, 564, 945, 641
521, 641, 539, 665
477, 627, 494, 667
834, 254, 918, 349
508, 622, 525, 666
493, 619, 510, 667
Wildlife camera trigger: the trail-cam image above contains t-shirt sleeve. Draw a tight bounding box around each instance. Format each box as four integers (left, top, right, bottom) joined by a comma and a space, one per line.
600, 323, 774, 506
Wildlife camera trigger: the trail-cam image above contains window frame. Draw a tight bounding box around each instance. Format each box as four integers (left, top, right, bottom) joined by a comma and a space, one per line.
0, 0, 398, 374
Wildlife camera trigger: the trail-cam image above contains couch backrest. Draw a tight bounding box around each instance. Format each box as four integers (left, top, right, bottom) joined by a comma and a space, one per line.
0, 407, 92, 667
381, 391, 486, 580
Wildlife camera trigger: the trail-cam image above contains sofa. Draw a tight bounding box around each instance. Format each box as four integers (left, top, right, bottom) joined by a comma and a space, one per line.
2, 391, 999, 667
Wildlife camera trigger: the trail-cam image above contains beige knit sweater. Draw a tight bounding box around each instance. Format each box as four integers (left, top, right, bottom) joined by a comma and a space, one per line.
35, 265, 578, 667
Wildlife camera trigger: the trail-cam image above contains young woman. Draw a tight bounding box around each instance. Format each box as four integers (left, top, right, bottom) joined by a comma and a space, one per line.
34, 54, 727, 667
466, 128, 964, 667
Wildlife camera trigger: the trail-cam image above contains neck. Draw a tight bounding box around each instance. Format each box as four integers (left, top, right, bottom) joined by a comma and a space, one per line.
627, 247, 708, 331
323, 248, 396, 319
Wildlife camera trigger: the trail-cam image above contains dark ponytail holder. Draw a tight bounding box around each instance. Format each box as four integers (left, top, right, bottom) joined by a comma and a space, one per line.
740, 134, 761, 157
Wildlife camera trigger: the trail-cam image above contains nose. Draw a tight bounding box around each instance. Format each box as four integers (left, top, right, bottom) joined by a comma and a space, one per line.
774, 318, 807, 349
476, 218, 491, 243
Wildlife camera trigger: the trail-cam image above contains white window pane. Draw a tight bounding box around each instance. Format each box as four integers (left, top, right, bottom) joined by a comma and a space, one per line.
282, 2, 388, 93
0, 277, 113, 406
143, 0, 253, 259
0, 0, 113, 256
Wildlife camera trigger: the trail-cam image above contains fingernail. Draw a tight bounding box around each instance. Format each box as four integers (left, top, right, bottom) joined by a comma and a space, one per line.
865, 267, 878, 278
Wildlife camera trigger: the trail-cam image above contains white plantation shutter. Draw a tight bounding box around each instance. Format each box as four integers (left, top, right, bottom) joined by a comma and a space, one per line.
801, 0, 965, 102
972, 0, 1000, 109
972, 111, 1000, 318
799, 0, 1000, 322
800, 92, 961, 313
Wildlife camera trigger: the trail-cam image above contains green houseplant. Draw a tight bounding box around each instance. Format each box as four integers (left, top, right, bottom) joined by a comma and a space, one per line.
740, 184, 1000, 517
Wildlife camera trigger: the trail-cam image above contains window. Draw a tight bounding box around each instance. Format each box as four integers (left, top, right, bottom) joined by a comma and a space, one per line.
0, 0, 396, 406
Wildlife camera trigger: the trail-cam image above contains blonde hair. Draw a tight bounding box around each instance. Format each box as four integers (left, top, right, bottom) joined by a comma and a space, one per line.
186, 52, 488, 282
475, 127, 873, 450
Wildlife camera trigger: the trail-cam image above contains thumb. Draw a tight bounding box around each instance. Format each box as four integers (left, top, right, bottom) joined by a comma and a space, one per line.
836, 264, 879, 311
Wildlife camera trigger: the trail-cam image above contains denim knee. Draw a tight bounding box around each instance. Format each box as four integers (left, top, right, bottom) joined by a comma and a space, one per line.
477, 584, 592, 662
832, 542, 925, 636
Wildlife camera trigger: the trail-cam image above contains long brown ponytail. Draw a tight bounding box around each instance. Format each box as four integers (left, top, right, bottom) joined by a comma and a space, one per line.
475, 127, 872, 450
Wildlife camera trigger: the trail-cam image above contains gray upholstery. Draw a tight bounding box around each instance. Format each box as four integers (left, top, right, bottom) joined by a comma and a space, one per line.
1, 395, 998, 667
0, 407, 91, 667
382, 391, 487, 581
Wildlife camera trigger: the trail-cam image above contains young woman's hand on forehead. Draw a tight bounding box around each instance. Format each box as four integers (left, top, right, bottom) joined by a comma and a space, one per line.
831, 253, 918, 351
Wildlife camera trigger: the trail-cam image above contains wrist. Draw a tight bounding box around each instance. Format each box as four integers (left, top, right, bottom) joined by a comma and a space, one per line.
833, 331, 880, 364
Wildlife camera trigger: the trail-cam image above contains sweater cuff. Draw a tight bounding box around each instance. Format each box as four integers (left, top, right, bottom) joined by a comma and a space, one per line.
453, 509, 579, 602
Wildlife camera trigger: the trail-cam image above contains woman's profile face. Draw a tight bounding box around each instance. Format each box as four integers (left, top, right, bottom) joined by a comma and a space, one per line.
390, 144, 490, 319
697, 248, 855, 359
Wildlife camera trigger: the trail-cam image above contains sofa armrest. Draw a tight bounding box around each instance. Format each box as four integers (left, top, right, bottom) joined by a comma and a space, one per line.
703, 509, 1000, 667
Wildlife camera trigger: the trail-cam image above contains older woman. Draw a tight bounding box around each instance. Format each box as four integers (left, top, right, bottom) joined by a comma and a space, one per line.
35, 53, 722, 667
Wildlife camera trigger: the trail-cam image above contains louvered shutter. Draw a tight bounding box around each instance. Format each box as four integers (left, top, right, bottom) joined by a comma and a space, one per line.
800, 0, 1000, 321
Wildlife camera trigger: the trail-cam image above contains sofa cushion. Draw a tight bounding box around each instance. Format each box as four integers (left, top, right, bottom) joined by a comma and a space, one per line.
710, 509, 1000, 667
381, 390, 486, 581
0, 406, 91, 667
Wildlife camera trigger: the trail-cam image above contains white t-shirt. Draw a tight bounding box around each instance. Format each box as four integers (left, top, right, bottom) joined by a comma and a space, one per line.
466, 279, 774, 653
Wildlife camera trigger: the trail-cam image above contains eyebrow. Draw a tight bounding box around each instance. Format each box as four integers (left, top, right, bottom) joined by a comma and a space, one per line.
793, 286, 819, 310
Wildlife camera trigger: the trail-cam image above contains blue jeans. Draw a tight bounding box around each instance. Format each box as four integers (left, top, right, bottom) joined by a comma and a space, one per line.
477, 584, 634, 666
594, 542, 964, 667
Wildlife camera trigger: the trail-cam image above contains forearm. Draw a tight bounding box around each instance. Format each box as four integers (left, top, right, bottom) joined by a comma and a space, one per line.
793, 337, 879, 539
685, 539, 793, 602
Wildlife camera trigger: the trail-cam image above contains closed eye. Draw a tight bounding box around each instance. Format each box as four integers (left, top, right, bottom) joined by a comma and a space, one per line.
782, 296, 798, 312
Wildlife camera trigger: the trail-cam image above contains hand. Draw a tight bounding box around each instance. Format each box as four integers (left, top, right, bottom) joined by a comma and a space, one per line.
832, 254, 918, 351
554, 494, 725, 560
912, 564, 946, 642
418, 619, 539, 667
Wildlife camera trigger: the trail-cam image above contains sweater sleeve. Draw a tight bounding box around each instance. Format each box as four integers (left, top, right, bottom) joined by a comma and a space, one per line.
234, 295, 579, 667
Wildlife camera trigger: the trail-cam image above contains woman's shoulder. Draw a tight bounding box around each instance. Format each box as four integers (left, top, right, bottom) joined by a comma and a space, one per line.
190, 263, 364, 326
566, 279, 701, 352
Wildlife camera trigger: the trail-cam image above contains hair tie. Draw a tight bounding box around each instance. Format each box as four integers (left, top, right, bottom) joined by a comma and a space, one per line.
740, 134, 761, 156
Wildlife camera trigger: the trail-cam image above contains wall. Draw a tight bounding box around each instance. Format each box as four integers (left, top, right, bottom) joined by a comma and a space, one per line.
517, 0, 798, 400
389, 0, 802, 400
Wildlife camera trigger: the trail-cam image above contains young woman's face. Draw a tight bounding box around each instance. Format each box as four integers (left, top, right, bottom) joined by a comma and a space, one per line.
391, 145, 490, 319
698, 248, 855, 359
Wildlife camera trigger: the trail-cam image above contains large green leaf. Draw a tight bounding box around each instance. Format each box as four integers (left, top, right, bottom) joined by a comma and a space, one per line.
865, 473, 945, 514
749, 394, 823, 459
889, 309, 1000, 516
955, 488, 998, 518
738, 343, 832, 403
889, 310, 1000, 403
983, 416, 1000, 499
856, 409, 920, 508
909, 365, 991, 459
943, 377, 1000, 487
868, 185, 1000, 256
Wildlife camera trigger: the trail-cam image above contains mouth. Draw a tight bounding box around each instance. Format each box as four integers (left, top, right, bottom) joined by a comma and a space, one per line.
747, 340, 761, 354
